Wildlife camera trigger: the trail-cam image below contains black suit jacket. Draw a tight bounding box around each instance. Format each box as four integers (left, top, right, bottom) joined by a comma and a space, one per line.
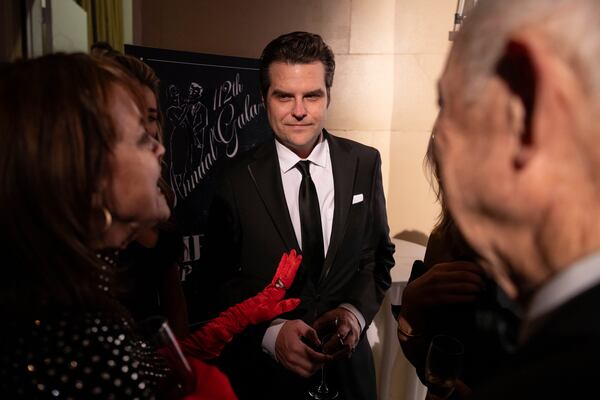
470, 282, 600, 399
201, 130, 395, 400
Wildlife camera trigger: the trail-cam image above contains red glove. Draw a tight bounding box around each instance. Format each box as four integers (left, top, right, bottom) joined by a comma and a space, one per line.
180, 250, 302, 359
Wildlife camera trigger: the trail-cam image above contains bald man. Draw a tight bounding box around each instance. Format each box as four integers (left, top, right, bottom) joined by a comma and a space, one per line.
433, 0, 600, 398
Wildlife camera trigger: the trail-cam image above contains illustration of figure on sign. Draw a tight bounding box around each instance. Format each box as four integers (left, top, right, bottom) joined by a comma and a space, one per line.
187, 83, 209, 155
164, 73, 267, 207
166, 82, 210, 204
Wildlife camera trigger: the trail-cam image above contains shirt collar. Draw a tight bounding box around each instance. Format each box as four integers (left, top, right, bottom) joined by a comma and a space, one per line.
527, 250, 600, 322
275, 132, 329, 174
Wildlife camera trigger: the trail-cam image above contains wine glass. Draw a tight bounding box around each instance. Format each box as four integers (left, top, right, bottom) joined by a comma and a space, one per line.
306, 332, 339, 400
139, 316, 196, 398
424, 334, 464, 400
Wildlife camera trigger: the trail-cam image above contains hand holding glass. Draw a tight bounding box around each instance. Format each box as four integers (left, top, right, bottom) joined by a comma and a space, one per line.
306, 331, 339, 400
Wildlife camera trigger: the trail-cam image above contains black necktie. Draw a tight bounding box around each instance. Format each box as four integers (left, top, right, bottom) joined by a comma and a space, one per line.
296, 160, 324, 283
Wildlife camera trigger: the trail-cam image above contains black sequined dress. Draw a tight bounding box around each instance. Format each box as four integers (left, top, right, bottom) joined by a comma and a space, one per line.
0, 252, 170, 399
0, 311, 169, 399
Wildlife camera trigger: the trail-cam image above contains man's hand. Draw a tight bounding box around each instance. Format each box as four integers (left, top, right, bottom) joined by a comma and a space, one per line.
312, 307, 361, 359
275, 320, 332, 377
401, 261, 485, 331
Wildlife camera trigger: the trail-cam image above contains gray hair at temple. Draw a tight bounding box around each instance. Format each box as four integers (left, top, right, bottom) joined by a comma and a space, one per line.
453, 0, 600, 107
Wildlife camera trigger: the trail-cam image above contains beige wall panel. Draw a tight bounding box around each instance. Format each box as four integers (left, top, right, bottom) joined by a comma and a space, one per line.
391, 54, 446, 132
349, 0, 395, 54
123, 0, 133, 45
327, 54, 394, 131
319, 0, 353, 54
387, 130, 438, 238
140, 0, 351, 58
51, 0, 88, 53
394, 0, 455, 54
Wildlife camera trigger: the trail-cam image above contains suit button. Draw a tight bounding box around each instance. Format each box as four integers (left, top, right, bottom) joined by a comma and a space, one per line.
315, 294, 321, 301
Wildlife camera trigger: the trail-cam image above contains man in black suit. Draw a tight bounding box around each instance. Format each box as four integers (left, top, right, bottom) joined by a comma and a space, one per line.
202, 31, 395, 399
433, 0, 600, 398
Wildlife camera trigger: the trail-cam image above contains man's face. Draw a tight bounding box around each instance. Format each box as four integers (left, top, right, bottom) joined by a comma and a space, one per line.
265, 61, 329, 158
189, 83, 203, 99
433, 54, 521, 297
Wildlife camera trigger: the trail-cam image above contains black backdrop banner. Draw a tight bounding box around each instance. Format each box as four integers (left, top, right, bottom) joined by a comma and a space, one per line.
125, 45, 271, 322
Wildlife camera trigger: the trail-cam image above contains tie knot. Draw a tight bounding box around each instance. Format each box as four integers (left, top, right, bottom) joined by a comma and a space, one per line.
296, 160, 311, 177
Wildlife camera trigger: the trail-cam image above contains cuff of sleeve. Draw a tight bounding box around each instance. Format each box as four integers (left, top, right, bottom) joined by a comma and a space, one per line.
339, 303, 365, 332
261, 319, 286, 361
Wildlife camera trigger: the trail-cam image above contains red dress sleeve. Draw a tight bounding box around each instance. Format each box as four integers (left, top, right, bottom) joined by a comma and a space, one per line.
183, 357, 237, 400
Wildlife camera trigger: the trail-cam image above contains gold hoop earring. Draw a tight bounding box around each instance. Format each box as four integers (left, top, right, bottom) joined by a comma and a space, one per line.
102, 207, 113, 232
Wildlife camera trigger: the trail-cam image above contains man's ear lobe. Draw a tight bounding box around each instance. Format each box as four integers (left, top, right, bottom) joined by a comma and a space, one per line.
496, 39, 538, 169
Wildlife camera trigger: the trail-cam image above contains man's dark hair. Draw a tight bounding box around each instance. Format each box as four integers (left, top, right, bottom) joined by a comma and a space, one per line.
90, 41, 118, 57
259, 31, 335, 100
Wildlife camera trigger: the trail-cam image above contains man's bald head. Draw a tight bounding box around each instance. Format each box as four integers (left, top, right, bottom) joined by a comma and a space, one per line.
433, 0, 600, 301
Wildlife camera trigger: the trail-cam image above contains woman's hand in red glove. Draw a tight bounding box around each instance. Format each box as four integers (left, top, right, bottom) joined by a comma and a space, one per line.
270, 249, 301, 290
245, 249, 302, 324
180, 250, 302, 360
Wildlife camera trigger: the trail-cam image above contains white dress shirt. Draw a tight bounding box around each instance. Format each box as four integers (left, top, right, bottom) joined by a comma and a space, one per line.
520, 250, 600, 341
261, 135, 365, 360
276, 135, 334, 253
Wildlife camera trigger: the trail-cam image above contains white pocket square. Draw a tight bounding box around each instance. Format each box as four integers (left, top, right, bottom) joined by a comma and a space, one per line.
352, 194, 364, 204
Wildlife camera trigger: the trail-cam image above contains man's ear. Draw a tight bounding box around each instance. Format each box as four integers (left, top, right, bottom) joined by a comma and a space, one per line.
496, 38, 538, 170
495, 30, 581, 171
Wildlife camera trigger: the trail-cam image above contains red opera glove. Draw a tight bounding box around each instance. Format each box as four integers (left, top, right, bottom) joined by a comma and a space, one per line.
180, 250, 302, 359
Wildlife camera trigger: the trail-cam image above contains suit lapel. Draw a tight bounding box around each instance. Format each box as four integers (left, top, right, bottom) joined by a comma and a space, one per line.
320, 131, 358, 283
247, 141, 300, 251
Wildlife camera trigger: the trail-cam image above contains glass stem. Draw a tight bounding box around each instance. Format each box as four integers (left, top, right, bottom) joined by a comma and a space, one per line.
318, 367, 329, 394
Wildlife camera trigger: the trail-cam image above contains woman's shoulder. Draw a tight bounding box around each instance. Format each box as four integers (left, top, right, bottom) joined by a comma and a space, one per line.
423, 229, 454, 267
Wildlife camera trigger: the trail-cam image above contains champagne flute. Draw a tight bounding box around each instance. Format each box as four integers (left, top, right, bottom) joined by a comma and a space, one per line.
306, 331, 339, 400
425, 334, 464, 400
139, 316, 195, 398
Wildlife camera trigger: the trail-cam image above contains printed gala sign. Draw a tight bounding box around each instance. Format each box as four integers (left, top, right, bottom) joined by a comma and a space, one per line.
125, 45, 272, 322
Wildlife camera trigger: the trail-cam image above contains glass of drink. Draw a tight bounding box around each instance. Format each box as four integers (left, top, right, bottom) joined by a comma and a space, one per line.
306, 331, 339, 400
139, 316, 195, 398
425, 334, 464, 400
